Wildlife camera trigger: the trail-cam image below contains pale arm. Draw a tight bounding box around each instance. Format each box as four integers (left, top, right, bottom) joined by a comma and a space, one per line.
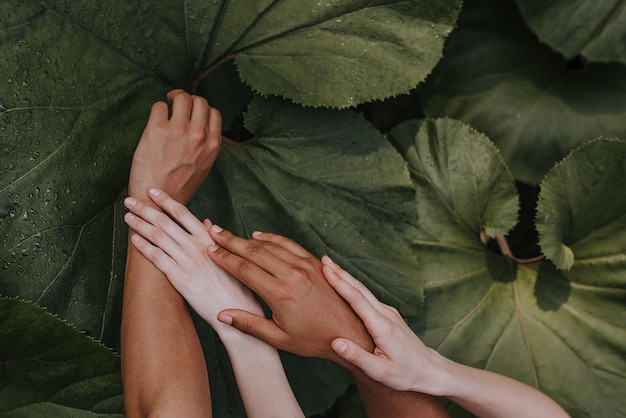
122, 90, 221, 417
323, 258, 570, 418
124, 190, 303, 418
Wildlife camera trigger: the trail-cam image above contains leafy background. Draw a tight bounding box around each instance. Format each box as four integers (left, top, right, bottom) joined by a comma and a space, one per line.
1, 0, 625, 417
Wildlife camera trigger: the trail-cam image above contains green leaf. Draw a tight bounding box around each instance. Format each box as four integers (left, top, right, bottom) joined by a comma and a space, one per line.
418, 0, 626, 184
516, 0, 626, 64
395, 123, 626, 417
232, 0, 462, 107
0, 297, 124, 416
388, 118, 519, 241
536, 138, 626, 271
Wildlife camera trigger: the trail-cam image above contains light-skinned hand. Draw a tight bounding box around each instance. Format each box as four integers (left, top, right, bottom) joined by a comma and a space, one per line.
124, 188, 263, 342
321, 256, 448, 394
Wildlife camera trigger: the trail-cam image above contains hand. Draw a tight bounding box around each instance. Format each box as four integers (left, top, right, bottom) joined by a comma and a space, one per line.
205, 228, 375, 367
128, 89, 221, 206
322, 257, 448, 395
123, 188, 263, 341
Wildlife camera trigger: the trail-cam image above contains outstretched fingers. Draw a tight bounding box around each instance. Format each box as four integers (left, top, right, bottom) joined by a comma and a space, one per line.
124, 198, 188, 262
208, 226, 302, 282
147, 188, 209, 237
321, 256, 380, 306
251, 231, 311, 258
206, 226, 278, 296
128, 233, 179, 279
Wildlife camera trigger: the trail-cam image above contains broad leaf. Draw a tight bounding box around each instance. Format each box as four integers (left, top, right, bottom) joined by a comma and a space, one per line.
418, 0, 626, 184
392, 121, 626, 417
0, 297, 124, 416
516, 0, 626, 64
536, 138, 626, 271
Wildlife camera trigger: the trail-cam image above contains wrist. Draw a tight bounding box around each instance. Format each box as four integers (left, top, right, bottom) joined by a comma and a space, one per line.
419, 349, 462, 397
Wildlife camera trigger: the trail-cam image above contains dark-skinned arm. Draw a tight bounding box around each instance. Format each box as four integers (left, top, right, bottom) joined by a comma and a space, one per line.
122, 90, 221, 418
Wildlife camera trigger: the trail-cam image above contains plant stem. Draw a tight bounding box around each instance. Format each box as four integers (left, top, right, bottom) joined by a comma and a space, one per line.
496, 236, 545, 264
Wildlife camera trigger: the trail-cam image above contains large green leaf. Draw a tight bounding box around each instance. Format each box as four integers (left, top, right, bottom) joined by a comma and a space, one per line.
536, 138, 626, 270
392, 121, 626, 417
418, 0, 626, 184
0, 297, 124, 416
516, 0, 626, 64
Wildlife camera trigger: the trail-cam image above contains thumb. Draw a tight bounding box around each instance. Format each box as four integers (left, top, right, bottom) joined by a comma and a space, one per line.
330, 338, 383, 380
218, 308, 286, 348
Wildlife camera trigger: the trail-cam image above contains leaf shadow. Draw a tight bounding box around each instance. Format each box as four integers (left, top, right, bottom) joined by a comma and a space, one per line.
534, 261, 572, 311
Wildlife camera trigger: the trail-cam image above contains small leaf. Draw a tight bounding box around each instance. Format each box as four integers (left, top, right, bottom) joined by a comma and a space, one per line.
536, 138, 626, 270
388, 118, 519, 242
516, 0, 626, 63
0, 297, 123, 416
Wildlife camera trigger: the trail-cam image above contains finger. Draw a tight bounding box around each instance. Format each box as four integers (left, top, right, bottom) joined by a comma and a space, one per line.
129, 233, 179, 279
147, 188, 207, 236
206, 238, 278, 297
167, 89, 192, 123
189, 95, 210, 127
218, 309, 289, 350
124, 198, 189, 259
207, 106, 222, 140
322, 256, 380, 306
322, 265, 388, 334
208, 225, 301, 280
331, 338, 387, 381
146, 101, 169, 126
251, 231, 311, 258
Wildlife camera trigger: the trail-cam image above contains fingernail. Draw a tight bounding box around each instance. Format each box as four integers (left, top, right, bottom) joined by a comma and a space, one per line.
207, 244, 219, 253
149, 188, 161, 196
211, 224, 223, 233
124, 197, 136, 207
332, 340, 347, 354
125, 213, 136, 221
219, 314, 233, 325
252, 231, 263, 237
131, 234, 140, 243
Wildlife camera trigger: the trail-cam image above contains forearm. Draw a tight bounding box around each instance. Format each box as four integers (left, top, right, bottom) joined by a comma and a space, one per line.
350, 366, 448, 418
438, 359, 568, 418
121, 245, 211, 418
221, 332, 304, 418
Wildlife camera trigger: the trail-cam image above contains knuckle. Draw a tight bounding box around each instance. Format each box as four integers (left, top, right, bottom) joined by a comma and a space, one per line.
236, 260, 254, 275
192, 95, 208, 108
173, 204, 189, 220
245, 242, 266, 257
154, 212, 171, 229
288, 266, 309, 282
150, 228, 168, 244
